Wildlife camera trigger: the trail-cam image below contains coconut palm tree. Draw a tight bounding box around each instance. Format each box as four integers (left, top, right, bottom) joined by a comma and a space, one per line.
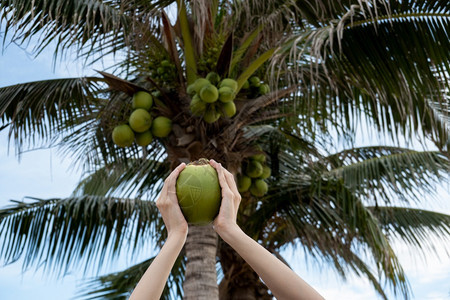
0, 0, 449, 299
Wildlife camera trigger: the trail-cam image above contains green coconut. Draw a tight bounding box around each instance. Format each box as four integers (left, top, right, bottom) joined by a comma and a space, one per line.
187, 83, 196, 95
218, 86, 235, 103
242, 80, 250, 90
249, 179, 268, 197
237, 174, 252, 193
260, 165, 271, 179
251, 152, 266, 163
112, 124, 135, 147
259, 83, 270, 95
219, 78, 238, 92
200, 84, 219, 103
176, 159, 221, 225
245, 160, 264, 178
206, 72, 221, 85
129, 108, 152, 132
249, 76, 261, 87
193, 78, 211, 93
220, 101, 236, 117
132, 91, 153, 110
151, 116, 172, 137
190, 94, 207, 116
135, 131, 153, 146
203, 107, 221, 123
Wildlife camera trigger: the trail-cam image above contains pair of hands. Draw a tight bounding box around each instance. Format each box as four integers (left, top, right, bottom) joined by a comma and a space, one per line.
155, 159, 241, 238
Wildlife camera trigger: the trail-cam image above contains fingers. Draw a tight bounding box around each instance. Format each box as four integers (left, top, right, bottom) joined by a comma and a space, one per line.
157, 163, 186, 206
210, 160, 229, 191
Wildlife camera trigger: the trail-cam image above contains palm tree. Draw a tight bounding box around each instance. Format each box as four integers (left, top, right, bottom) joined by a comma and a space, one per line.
1, 0, 449, 299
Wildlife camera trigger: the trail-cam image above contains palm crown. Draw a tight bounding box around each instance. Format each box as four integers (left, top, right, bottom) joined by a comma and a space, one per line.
0, 1, 449, 299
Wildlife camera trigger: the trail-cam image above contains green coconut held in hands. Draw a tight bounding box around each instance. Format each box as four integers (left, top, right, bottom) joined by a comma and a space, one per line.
176, 159, 221, 225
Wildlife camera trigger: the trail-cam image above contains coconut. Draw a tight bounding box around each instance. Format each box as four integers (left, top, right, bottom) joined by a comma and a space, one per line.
206, 72, 221, 85
251, 153, 266, 163
187, 83, 196, 95
203, 107, 221, 123
260, 165, 271, 179
219, 78, 238, 92
249, 179, 268, 197
129, 109, 152, 132
112, 124, 135, 147
259, 83, 270, 95
200, 84, 219, 103
135, 131, 153, 146
237, 174, 252, 193
220, 101, 236, 117
190, 94, 207, 116
151, 116, 172, 137
242, 80, 250, 90
245, 160, 264, 178
218, 86, 235, 103
176, 159, 221, 225
193, 78, 211, 93
132, 91, 153, 110
249, 76, 261, 87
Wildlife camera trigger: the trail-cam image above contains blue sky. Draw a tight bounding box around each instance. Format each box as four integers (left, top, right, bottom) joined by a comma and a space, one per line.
1, 38, 449, 300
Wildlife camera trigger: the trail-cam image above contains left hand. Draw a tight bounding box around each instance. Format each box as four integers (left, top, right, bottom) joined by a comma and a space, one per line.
156, 163, 188, 238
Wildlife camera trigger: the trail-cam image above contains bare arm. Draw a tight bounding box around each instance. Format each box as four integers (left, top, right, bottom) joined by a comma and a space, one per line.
129, 163, 188, 300
210, 160, 324, 300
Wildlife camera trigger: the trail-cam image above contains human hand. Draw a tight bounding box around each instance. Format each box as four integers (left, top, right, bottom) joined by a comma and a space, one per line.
209, 159, 241, 237
156, 163, 188, 238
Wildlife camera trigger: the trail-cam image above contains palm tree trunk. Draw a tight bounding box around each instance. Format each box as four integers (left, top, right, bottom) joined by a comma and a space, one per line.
183, 224, 219, 299
218, 241, 272, 300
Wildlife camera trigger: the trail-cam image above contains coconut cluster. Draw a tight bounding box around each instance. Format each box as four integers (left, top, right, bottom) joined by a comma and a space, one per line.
242, 76, 270, 98
112, 91, 173, 148
237, 148, 271, 197
188, 72, 238, 123
149, 59, 177, 86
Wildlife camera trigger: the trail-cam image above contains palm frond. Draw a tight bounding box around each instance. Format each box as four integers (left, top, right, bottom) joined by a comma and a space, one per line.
0, 196, 163, 275
0, 0, 172, 61
369, 206, 450, 255
0, 77, 103, 153
73, 158, 170, 199
272, 1, 450, 147
327, 148, 449, 204
77, 255, 185, 300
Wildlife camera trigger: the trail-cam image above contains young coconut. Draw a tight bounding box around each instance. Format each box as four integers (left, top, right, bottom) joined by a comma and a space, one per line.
129, 109, 152, 132
112, 124, 135, 147
219, 78, 238, 92
135, 131, 153, 146
206, 72, 221, 85
203, 106, 221, 123
249, 179, 268, 197
260, 165, 271, 179
237, 174, 252, 193
176, 158, 221, 225
245, 160, 264, 178
190, 94, 207, 116
218, 86, 235, 103
151, 116, 172, 138
193, 78, 210, 93
200, 84, 219, 103
220, 101, 236, 118
132, 91, 153, 110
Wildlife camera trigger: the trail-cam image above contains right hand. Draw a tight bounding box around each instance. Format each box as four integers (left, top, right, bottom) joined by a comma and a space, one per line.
156, 163, 188, 238
209, 159, 242, 236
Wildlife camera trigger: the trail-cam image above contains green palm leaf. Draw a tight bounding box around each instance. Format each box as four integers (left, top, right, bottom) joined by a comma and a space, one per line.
0, 196, 162, 275
77, 255, 185, 300
0, 0, 172, 59
73, 158, 170, 199
327, 148, 449, 203
369, 206, 450, 254
0, 77, 103, 152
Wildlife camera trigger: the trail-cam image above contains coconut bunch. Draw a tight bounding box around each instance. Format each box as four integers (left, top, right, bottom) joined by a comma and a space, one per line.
188, 72, 238, 123
149, 59, 177, 86
237, 149, 271, 197
242, 76, 270, 99
112, 91, 173, 148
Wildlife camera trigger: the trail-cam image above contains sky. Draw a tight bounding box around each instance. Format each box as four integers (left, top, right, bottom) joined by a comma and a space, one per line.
1, 35, 450, 300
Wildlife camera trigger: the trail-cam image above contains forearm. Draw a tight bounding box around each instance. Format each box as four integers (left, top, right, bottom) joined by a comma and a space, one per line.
129, 232, 186, 300
219, 226, 324, 300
